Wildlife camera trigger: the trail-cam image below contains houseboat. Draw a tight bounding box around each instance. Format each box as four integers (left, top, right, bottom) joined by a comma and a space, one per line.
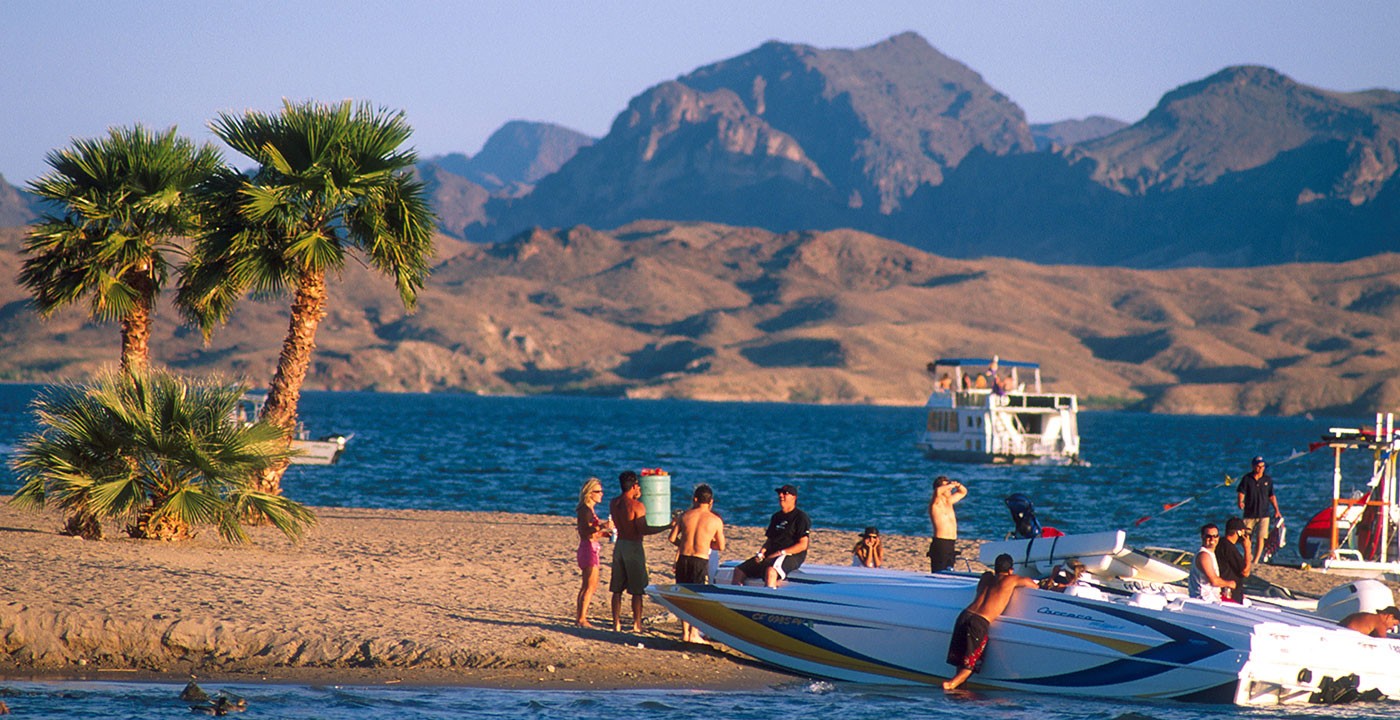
916, 357, 1081, 465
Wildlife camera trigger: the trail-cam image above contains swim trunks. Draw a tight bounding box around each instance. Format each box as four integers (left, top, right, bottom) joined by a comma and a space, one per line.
577, 539, 600, 569
609, 538, 649, 595
735, 550, 807, 582
945, 609, 991, 672
928, 538, 957, 572
675, 555, 709, 584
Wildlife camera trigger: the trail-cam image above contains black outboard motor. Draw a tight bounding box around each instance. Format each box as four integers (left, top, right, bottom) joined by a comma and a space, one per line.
1004, 493, 1042, 539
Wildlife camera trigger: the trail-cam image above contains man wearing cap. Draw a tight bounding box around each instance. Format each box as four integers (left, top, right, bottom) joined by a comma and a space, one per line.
1338, 606, 1400, 638
1238, 456, 1282, 564
732, 484, 811, 588
1215, 517, 1253, 603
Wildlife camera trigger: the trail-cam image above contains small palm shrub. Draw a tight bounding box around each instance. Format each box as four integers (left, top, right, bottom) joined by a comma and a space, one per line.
9, 369, 317, 542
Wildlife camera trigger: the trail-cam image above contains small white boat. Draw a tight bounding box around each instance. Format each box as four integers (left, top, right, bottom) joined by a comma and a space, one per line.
917, 357, 1081, 465
234, 392, 350, 466
649, 563, 1400, 705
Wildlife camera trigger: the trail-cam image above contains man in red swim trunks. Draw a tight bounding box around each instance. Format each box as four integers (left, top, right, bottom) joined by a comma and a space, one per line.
944, 553, 1037, 691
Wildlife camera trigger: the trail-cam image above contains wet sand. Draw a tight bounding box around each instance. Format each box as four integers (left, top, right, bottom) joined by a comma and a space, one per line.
0, 499, 1387, 689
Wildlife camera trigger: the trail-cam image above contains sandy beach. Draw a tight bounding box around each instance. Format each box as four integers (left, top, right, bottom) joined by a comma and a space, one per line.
0, 498, 1389, 689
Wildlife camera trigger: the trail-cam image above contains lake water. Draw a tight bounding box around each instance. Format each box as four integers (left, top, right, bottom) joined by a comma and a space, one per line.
0, 385, 1393, 717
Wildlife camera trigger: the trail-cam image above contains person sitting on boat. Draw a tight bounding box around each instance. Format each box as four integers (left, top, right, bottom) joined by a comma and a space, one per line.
1188, 523, 1235, 603
1215, 517, 1252, 603
732, 484, 810, 588
943, 553, 1037, 691
937, 373, 953, 392
1338, 606, 1400, 638
1038, 565, 1074, 591
851, 527, 883, 568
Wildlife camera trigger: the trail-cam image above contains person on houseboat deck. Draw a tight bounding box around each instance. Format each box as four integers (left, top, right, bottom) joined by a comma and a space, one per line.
1238, 455, 1282, 565
927, 476, 967, 572
1338, 606, 1400, 637
937, 373, 953, 391
1189, 523, 1236, 603
732, 484, 810, 588
851, 526, 883, 568
1215, 517, 1252, 603
943, 553, 1037, 691
960, 373, 973, 390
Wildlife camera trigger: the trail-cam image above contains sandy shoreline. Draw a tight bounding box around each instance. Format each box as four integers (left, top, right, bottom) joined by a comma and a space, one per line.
0, 499, 1390, 690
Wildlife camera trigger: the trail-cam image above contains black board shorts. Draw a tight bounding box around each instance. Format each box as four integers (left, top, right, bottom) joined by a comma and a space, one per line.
946, 609, 991, 672
928, 538, 957, 572
735, 550, 806, 580
675, 555, 709, 584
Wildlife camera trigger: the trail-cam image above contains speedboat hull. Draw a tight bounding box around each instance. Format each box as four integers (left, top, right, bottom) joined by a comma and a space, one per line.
649, 570, 1400, 705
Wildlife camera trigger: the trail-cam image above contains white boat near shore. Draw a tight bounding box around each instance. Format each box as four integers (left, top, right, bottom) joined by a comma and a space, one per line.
649, 562, 1400, 705
916, 357, 1081, 465
234, 392, 350, 466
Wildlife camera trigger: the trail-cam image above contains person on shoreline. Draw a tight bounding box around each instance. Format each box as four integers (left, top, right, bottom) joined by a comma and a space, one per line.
732, 484, 810, 588
927, 476, 967, 572
1338, 606, 1400, 637
1215, 517, 1252, 603
574, 477, 613, 627
1238, 455, 1282, 565
669, 483, 726, 644
851, 527, 883, 568
943, 553, 1036, 691
1188, 523, 1235, 603
609, 470, 670, 632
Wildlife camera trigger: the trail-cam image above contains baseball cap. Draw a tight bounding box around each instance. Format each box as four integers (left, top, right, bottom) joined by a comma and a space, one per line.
1251, 456, 1265, 465
1226, 517, 1247, 533
1051, 566, 1074, 585
775, 484, 798, 496
1380, 606, 1400, 620
860, 526, 879, 538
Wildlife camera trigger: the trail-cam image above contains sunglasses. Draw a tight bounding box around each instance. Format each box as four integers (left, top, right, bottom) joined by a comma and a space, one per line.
1203, 534, 1220, 539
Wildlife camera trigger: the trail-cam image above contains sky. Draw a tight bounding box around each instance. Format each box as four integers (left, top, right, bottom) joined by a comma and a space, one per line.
2, 1, 1397, 184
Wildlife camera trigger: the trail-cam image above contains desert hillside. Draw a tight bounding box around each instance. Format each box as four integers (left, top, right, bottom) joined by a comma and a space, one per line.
2, 222, 1397, 416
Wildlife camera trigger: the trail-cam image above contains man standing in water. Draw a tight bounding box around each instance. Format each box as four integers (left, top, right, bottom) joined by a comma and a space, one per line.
609, 470, 669, 632
669, 483, 726, 643
944, 553, 1037, 691
928, 476, 967, 572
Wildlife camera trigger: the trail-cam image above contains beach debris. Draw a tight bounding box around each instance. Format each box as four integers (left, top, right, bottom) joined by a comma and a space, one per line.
180, 681, 210, 703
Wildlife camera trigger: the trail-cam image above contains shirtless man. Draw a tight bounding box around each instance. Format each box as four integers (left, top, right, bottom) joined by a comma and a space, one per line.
927, 476, 967, 572
669, 484, 726, 643
1339, 606, 1400, 637
943, 553, 1037, 691
609, 471, 670, 632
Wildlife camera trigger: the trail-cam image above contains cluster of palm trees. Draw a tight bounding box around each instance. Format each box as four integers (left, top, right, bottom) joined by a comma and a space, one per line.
10, 100, 437, 541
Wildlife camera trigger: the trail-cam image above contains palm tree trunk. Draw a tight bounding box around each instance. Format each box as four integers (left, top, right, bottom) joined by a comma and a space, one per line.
119, 294, 153, 374
254, 268, 329, 495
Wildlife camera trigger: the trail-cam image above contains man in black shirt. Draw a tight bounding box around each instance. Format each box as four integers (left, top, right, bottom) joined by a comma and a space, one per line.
1237, 456, 1282, 564
732, 484, 811, 588
1215, 517, 1252, 603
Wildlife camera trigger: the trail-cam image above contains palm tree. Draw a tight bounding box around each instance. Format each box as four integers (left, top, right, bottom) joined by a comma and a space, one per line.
9, 369, 316, 543
179, 100, 435, 495
21, 125, 226, 373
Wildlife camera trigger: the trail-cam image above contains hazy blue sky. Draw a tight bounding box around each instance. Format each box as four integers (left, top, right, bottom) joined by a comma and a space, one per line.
3, 1, 1397, 183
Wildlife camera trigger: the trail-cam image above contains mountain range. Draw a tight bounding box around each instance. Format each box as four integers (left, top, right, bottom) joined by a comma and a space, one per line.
2, 33, 1398, 415
2, 220, 1398, 416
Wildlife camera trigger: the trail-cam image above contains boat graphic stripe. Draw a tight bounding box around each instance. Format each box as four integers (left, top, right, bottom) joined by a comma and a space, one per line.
660, 591, 940, 684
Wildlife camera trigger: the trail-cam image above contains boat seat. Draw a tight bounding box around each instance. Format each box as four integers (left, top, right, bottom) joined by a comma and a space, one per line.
1128, 591, 1169, 610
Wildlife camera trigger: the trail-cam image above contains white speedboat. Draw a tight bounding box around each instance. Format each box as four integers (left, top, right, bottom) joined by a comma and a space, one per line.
917, 357, 1081, 465
649, 565, 1400, 705
234, 392, 350, 465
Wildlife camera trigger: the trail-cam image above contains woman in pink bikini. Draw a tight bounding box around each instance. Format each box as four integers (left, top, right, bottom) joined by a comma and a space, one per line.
575, 477, 612, 627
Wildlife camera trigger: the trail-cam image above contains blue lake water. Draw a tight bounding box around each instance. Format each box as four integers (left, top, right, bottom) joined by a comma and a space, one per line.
0, 384, 1393, 716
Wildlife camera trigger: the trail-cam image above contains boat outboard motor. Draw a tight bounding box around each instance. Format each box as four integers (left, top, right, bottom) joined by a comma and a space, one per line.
1004, 493, 1043, 539
1313, 579, 1397, 621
